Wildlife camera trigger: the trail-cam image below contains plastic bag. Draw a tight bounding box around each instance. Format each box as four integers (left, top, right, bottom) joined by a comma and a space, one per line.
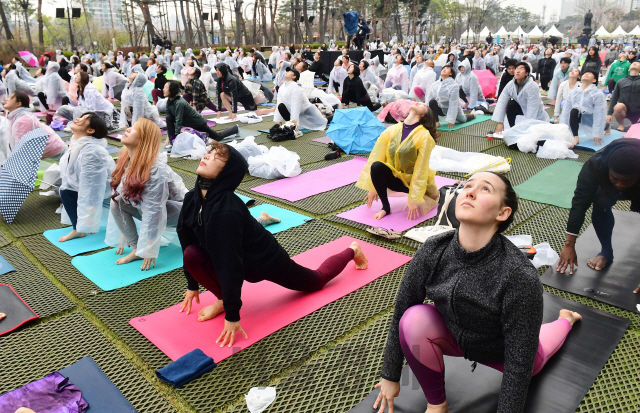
227, 136, 267, 160
531, 242, 560, 269
380, 88, 409, 104
536, 139, 579, 160
248, 146, 301, 179
245, 387, 276, 413
429, 146, 511, 175
170, 132, 207, 160
503, 119, 573, 154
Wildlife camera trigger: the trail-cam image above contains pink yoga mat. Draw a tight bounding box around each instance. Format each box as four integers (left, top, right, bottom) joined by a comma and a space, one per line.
623, 124, 640, 139
206, 119, 217, 127
311, 136, 332, 144
336, 176, 456, 232
251, 157, 368, 202
129, 236, 411, 362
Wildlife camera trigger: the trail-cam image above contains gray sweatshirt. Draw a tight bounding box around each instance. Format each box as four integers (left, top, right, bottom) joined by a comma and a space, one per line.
381, 230, 544, 413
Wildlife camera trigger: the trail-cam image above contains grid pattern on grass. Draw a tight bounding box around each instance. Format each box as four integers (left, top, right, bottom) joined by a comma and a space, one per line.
0, 312, 176, 413
436, 132, 505, 152
0, 245, 74, 318
449, 118, 499, 137
0, 191, 66, 238
255, 130, 339, 166
0, 231, 11, 247
84, 221, 411, 412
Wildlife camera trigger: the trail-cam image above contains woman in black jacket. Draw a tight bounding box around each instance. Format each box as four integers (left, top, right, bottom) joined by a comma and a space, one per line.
177, 142, 369, 347
341, 65, 381, 112
215, 63, 256, 122
581, 46, 602, 76
152, 64, 168, 104
538, 48, 557, 91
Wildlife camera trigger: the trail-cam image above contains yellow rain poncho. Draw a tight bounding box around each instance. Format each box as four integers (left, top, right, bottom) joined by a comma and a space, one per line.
356, 123, 439, 207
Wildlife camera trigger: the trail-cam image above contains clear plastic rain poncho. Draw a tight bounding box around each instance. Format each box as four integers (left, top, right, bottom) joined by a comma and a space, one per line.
200, 64, 217, 99
409, 66, 437, 100
273, 81, 327, 131
224, 52, 239, 73
44, 63, 68, 108
254, 60, 272, 82
492, 77, 549, 124
171, 58, 184, 83
59, 136, 116, 233
385, 63, 410, 93
185, 48, 194, 60
145, 63, 157, 79
328, 59, 347, 94
559, 83, 608, 138
356, 122, 439, 206
473, 53, 486, 70
361, 67, 382, 95
409, 61, 424, 87
274, 61, 291, 89
119, 72, 164, 129
268, 46, 281, 69
102, 67, 127, 99
207, 51, 218, 67
457, 59, 485, 107
428, 77, 467, 125
105, 152, 188, 259
5, 70, 34, 96
174, 47, 183, 60
15, 62, 36, 84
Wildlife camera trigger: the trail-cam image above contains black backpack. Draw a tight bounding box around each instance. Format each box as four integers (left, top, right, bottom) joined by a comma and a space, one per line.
268, 123, 296, 142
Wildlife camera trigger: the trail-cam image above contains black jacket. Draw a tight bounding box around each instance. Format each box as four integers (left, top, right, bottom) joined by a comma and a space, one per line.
309, 59, 324, 75
216, 64, 253, 113
154, 72, 168, 91
581, 57, 602, 75
497, 71, 514, 98
341, 75, 370, 106
567, 139, 640, 235
177, 146, 290, 322
538, 57, 556, 78
609, 75, 640, 115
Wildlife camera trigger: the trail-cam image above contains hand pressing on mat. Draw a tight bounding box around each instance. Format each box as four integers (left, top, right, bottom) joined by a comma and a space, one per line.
180, 290, 200, 314
447, 123, 454, 129
216, 320, 248, 347
557, 236, 578, 275
403, 201, 423, 220
364, 191, 379, 208
373, 379, 400, 413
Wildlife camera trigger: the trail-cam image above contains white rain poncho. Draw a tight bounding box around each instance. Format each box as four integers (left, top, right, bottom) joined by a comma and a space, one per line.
254, 61, 272, 82
225, 53, 239, 73
59, 136, 116, 233
409, 62, 424, 87
409, 66, 437, 100
273, 81, 327, 131
328, 60, 347, 94
174, 47, 183, 60
549, 68, 570, 100
200, 65, 217, 99
268, 46, 281, 69
44, 63, 68, 108
361, 68, 382, 95
492, 77, 549, 124
171, 57, 184, 83
78, 84, 115, 113
105, 152, 188, 259
15, 62, 36, 84
457, 60, 485, 107
185, 48, 194, 60
119, 72, 164, 129
145, 63, 157, 79
428, 77, 467, 125
102, 67, 127, 99
122, 56, 132, 77
484, 53, 499, 73
5, 70, 34, 96
559, 83, 607, 139
385, 63, 410, 93
274, 61, 291, 89
473, 54, 486, 70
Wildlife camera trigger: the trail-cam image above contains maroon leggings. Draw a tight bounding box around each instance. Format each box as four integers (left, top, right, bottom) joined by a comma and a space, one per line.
151, 88, 163, 104
182, 93, 217, 112
183, 244, 355, 298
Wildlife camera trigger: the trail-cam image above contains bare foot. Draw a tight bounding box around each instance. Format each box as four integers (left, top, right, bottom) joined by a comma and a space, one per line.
604, 128, 611, 136
259, 211, 281, 226
558, 309, 582, 327
426, 401, 450, 413
350, 241, 369, 270
58, 229, 86, 242
198, 300, 225, 321
116, 250, 142, 265
0, 312, 5, 321
617, 126, 625, 132
372, 210, 388, 220
587, 255, 608, 271
570, 136, 579, 149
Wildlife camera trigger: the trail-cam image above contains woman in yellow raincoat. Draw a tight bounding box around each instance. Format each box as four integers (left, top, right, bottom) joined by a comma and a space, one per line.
356, 104, 440, 220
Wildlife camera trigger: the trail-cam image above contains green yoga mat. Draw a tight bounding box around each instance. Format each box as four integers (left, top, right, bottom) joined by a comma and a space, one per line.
248, 203, 311, 234
71, 244, 183, 291
437, 115, 491, 131
514, 160, 584, 209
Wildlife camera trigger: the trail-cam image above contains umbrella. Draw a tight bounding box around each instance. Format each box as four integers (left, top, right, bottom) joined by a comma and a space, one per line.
474, 69, 497, 99
18, 51, 39, 67
0, 128, 49, 224
326, 107, 387, 154
166, 69, 174, 80
92, 76, 104, 93
142, 80, 155, 102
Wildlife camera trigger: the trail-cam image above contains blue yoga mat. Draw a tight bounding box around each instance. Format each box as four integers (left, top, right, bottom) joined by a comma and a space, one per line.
574, 129, 624, 152
236, 193, 255, 205
43, 227, 109, 257
71, 244, 183, 291
314, 80, 327, 85
59, 357, 137, 413
248, 204, 310, 234
106, 145, 120, 154
0, 255, 15, 276
260, 103, 276, 107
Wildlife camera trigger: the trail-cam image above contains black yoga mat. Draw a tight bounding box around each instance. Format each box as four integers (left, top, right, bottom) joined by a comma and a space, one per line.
348, 293, 630, 413
0, 284, 38, 336
540, 209, 640, 313
59, 356, 137, 413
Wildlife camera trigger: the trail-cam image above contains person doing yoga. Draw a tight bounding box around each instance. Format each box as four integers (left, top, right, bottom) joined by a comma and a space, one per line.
105, 118, 188, 270
215, 63, 257, 122
427, 64, 475, 129
177, 142, 369, 347
58, 113, 115, 242
357, 104, 440, 221
374, 172, 582, 413
557, 139, 640, 281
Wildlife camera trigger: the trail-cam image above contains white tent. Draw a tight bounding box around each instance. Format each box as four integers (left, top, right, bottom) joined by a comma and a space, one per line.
528, 25, 544, 38
479, 26, 491, 37
512, 26, 526, 36
594, 25, 612, 37
544, 25, 564, 38
461, 28, 476, 40
495, 26, 509, 37
611, 25, 628, 36
629, 25, 640, 36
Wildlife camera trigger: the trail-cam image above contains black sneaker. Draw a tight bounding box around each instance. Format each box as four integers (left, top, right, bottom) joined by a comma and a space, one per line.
325, 150, 341, 160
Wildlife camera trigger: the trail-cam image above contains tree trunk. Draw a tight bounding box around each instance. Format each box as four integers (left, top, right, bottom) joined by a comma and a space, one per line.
22, 7, 34, 53
173, 1, 182, 44
80, 0, 94, 49
215, 0, 224, 45
37, 0, 43, 44
137, 1, 156, 40
131, 0, 138, 46
184, 0, 194, 45
0, 1, 13, 39
251, 2, 257, 44
302, 0, 310, 43
234, 0, 242, 46
123, 0, 134, 46
288, 1, 293, 43
179, 0, 191, 45
194, 0, 206, 46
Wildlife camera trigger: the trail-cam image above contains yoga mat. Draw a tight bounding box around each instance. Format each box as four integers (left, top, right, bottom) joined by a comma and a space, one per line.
259, 128, 313, 134
514, 160, 584, 209
59, 357, 137, 413
108, 134, 123, 140
314, 80, 327, 85
437, 115, 491, 131
106, 145, 120, 154
348, 293, 630, 413
236, 192, 255, 205
260, 103, 276, 107
623, 123, 640, 139
336, 176, 457, 232
71, 244, 183, 291
130, 236, 411, 361
248, 204, 310, 234
540, 209, 640, 312
574, 130, 624, 152
251, 157, 367, 202
43, 226, 109, 257
206, 119, 217, 127
0, 255, 15, 276
0, 284, 39, 336
311, 136, 333, 144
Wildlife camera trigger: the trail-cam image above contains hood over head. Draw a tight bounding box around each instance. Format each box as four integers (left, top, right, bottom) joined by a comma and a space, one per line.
197, 144, 248, 197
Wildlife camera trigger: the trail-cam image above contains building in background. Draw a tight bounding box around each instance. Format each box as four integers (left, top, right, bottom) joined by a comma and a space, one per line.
560, 0, 576, 19
86, 0, 124, 29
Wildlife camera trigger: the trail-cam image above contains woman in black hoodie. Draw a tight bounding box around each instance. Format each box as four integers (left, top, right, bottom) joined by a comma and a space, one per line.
177, 142, 369, 347
215, 63, 256, 122
341, 65, 381, 112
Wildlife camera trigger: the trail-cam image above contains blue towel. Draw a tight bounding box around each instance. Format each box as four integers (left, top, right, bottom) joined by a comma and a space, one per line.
156, 349, 216, 387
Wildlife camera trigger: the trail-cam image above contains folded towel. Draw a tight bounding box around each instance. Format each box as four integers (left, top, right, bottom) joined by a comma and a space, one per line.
156, 349, 216, 387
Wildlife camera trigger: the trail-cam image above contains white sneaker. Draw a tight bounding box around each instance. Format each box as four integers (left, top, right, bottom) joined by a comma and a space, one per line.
606, 95, 611, 101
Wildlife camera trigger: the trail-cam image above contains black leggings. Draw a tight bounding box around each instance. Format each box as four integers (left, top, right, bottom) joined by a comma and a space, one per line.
38, 92, 49, 110
61, 96, 70, 106
370, 161, 409, 214
608, 78, 616, 93
333, 81, 341, 92
166, 112, 221, 141
385, 113, 398, 123
459, 88, 468, 104
359, 95, 381, 112
569, 108, 582, 136
428, 99, 446, 117
540, 75, 551, 91
277, 103, 291, 121
505, 99, 524, 127
238, 67, 245, 79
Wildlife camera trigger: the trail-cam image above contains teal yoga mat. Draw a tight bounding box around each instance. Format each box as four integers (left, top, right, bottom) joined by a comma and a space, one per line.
236, 193, 255, 205
71, 244, 183, 291
437, 115, 491, 131
248, 204, 311, 234
514, 160, 584, 209
43, 226, 109, 257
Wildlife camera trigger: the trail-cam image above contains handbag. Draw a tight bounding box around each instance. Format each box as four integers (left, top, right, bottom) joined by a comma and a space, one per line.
404, 184, 461, 244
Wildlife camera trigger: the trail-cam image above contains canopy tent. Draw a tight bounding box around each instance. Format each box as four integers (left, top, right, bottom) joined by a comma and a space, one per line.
629, 25, 640, 36
479, 26, 491, 37
461, 28, 476, 40
611, 25, 628, 36
494, 26, 509, 37
512, 26, 526, 36
594, 26, 611, 37
528, 25, 544, 38
544, 25, 564, 38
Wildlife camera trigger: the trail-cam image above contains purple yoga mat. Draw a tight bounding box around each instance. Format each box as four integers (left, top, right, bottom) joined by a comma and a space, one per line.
336, 176, 456, 232
206, 119, 217, 127
251, 157, 368, 202
311, 136, 332, 144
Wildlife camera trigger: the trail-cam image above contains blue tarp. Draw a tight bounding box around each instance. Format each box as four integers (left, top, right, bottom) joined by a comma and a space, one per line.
326, 107, 386, 154
343, 11, 359, 35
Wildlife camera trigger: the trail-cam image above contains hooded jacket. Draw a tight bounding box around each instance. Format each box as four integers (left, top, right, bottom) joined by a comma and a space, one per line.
493, 77, 549, 124
216, 63, 253, 113
177, 146, 290, 322
609, 75, 640, 115
560, 83, 607, 138
456, 59, 485, 107
428, 77, 465, 125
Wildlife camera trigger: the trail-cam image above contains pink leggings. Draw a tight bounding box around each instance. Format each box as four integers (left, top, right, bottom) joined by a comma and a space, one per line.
399, 304, 571, 405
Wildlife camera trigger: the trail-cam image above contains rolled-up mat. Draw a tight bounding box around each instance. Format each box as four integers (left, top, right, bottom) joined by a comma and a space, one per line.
540, 209, 640, 312
0, 284, 39, 336
574, 129, 624, 152
514, 160, 584, 209
43, 226, 109, 257
58, 356, 137, 412
248, 204, 311, 234
436, 115, 491, 131
130, 236, 411, 361
348, 293, 630, 413
251, 157, 367, 202
235, 192, 255, 205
